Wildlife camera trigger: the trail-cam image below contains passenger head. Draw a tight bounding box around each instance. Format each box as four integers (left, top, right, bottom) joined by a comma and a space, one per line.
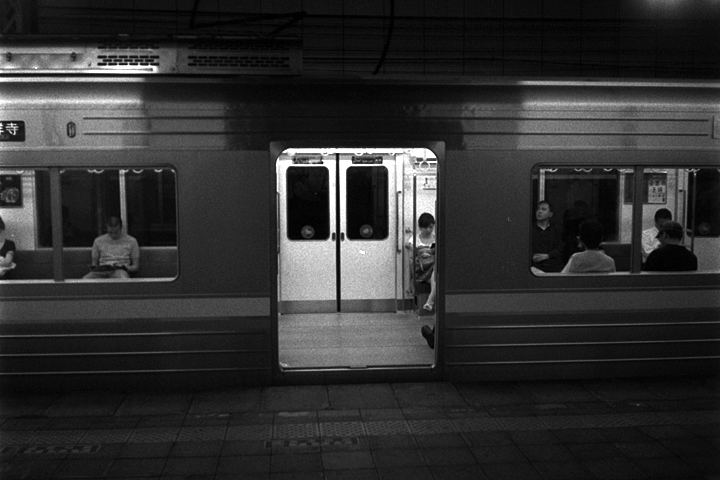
654, 208, 672, 229
418, 213, 435, 232
656, 220, 684, 243
535, 201, 553, 222
578, 220, 604, 250
106, 216, 123, 240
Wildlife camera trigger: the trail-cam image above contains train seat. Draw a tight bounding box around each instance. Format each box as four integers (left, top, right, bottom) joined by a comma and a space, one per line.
601, 243, 631, 272
9, 247, 178, 280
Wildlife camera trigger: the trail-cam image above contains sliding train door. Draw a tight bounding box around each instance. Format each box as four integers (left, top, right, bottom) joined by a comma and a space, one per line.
277, 158, 337, 312
277, 153, 396, 313
339, 155, 396, 311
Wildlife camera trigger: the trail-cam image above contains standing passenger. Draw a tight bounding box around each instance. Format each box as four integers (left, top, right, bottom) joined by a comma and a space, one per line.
0, 216, 17, 278
644, 221, 697, 272
642, 208, 672, 262
561, 220, 616, 273
531, 201, 564, 272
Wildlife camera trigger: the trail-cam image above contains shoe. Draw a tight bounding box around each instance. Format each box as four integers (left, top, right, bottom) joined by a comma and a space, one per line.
423, 303, 434, 312
421, 325, 435, 349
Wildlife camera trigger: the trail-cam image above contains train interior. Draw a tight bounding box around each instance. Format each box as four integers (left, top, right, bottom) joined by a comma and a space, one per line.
275, 148, 438, 370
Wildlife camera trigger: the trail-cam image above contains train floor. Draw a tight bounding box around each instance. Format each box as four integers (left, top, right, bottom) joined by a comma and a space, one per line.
278, 311, 435, 369
1, 377, 719, 479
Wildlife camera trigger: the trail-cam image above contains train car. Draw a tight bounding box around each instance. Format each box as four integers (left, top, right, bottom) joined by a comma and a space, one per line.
0, 37, 719, 392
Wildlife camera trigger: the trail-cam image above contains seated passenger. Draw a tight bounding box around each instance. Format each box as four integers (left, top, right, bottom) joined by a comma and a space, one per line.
644, 221, 698, 272
0, 216, 17, 278
83, 216, 140, 279
561, 220, 616, 274
642, 208, 672, 263
411, 212, 436, 312
532, 200, 564, 272
406, 212, 436, 348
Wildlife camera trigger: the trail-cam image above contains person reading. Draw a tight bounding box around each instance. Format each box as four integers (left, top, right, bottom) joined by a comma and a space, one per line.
83, 216, 139, 279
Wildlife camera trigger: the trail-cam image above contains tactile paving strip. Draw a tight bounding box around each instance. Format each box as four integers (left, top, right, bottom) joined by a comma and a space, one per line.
622, 412, 672, 426
0, 431, 40, 445
579, 414, 632, 428
538, 415, 588, 430
495, 416, 547, 431
30, 430, 85, 444
452, 417, 501, 432
363, 421, 412, 436
177, 426, 226, 441
319, 422, 365, 437
408, 419, 456, 435
127, 427, 179, 443
225, 425, 273, 441
665, 411, 718, 425
273, 423, 320, 439
81, 429, 132, 443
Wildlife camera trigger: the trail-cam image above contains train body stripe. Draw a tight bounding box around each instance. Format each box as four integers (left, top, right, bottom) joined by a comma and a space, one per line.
445, 289, 720, 314
0, 297, 270, 322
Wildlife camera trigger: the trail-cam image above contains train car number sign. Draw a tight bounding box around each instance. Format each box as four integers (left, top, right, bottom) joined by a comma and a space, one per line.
0, 121, 25, 141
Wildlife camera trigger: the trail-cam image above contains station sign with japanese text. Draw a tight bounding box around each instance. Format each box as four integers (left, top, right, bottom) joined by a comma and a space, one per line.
0, 121, 25, 142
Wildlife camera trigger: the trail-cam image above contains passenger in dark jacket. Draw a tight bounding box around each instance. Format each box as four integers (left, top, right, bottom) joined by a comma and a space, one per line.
644, 221, 698, 272
532, 200, 565, 272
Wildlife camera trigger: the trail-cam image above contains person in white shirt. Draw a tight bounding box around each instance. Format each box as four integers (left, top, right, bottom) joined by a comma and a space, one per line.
561, 220, 616, 274
642, 208, 672, 262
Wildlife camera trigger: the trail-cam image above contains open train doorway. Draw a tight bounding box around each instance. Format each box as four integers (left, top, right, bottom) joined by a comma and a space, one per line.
275, 147, 438, 369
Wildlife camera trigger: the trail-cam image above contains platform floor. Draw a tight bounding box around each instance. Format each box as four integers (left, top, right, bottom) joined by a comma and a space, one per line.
1, 376, 719, 479
279, 312, 435, 368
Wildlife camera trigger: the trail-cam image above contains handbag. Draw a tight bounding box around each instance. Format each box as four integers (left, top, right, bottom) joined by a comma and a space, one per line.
415, 245, 435, 272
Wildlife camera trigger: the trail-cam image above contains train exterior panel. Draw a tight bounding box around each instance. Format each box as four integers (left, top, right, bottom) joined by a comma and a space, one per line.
1, 73, 719, 392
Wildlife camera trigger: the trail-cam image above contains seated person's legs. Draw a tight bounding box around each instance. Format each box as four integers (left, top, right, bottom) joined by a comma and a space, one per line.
109, 269, 130, 279
424, 268, 436, 311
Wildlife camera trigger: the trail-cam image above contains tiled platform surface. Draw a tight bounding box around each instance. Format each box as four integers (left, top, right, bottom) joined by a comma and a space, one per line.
1, 377, 719, 479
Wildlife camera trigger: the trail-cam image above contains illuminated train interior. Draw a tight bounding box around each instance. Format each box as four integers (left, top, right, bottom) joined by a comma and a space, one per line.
276, 148, 438, 370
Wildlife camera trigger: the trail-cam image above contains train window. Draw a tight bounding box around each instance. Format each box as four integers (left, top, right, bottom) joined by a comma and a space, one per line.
286, 166, 330, 240
640, 167, 719, 273
532, 166, 720, 275
531, 167, 632, 274
39, 168, 178, 248
346, 166, 389, 240
0, 169, 53, 281
33, 167, 178, 281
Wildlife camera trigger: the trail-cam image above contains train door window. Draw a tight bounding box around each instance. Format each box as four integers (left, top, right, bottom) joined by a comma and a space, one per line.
0, 169, 53, 281
286, 165, 330, 240
531, 167, 633, 274
346, 164, 389, 240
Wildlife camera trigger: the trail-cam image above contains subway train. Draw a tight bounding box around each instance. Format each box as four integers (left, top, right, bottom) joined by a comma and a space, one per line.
0, 37, 719, 393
